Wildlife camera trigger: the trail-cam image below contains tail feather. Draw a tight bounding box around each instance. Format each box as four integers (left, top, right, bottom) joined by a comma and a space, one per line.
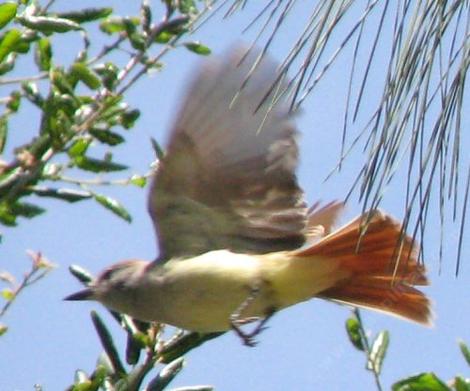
319, 277, 431, 325
296, 210, 431, 325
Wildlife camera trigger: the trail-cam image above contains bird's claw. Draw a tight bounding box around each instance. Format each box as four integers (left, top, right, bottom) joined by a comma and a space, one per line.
229, 285, 276, 347
230, 316, 272, 347
230, 320, 263, 347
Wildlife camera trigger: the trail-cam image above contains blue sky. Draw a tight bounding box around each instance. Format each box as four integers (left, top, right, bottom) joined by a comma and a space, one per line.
2, 2, 470, 390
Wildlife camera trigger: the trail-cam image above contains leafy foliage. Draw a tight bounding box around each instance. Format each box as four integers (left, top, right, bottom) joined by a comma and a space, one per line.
0, 251, 54, 334
0, 0, 212, 236
346, 310, 470, 391
346, 310, 389, 390
0, 1, 215, 387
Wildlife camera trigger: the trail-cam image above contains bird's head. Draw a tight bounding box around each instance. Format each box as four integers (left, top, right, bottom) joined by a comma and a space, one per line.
65, 260, 149, 312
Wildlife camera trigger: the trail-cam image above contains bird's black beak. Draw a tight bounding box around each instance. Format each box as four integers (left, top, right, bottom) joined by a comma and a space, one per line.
64, 288, 94, 301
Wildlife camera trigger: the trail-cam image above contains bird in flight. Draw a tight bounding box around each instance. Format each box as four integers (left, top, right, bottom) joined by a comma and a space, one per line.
66, 47, 431, 346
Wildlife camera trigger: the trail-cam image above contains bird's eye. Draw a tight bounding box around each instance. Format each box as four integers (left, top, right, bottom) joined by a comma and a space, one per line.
99, 268, 115, 282
98, 262, 133, 283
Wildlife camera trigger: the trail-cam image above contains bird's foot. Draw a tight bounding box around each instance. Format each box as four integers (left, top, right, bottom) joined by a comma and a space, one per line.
230, 289, 276, 346
230, 316, 270, 347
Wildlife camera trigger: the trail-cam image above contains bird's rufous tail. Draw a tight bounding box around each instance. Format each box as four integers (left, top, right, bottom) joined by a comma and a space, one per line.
296, 210, 431, 325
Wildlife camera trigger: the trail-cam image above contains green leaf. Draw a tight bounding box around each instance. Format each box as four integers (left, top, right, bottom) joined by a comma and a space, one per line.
11, 201, 45, 218
0, 52, 15, 75
89, 128, 124, 146
0, 323, 8, 336
55, 8, 113, 24
99, 17, 125, 34
100, 16, 139, 34
90, 311, 126, 375
130, 331, 152, 350
22, 81, 44, 107
0, 202, 16, 226
345, 316, 364, 351
178, 0, 198, 15
150, 137, 165, 159
0, 28, 21, 63
121, 109, 140, 129
153, 16, 190, 43
50, 67, 75, 95
16, 15, 82, 33
154, 30, 173, 44
94, 194, 132, 222
367, 330, 389, 374
70, 62, 101, 90
184, 41, 211, 56
94, 62, 118, 90
72, 371, 92, 391
34, 38, 52, 71
68, 138, 91, 158
68, 264, 94, 285
100, 104, 129, 125
147, 357, 185, 391
0, 2, 17, 29
392, 372, 451, 391
159, 332, 224, 364
102, 94, 123, 110
0, 167, 19, 189
6, 90, 21, 112
455, 377, 470, 391
141, 2, 152, 31
56, 94, 79, 118
125, 333, 142, 365
1, 288, 14, 301
122, 17, 137, 35
89, 364, 108, 389
72, 380, 95, 391
128, 32, 145, 50
130, 175, 146, 188
74, 156, 128, 173
14, 35, 30, 54
0, 115, 7, 153
41, 93, 75, 147
31, 187, 92, 202
459, 340, 470, 367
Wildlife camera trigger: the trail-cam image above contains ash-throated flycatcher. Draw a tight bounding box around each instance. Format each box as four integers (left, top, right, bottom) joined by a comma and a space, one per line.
66, 47, 430, 346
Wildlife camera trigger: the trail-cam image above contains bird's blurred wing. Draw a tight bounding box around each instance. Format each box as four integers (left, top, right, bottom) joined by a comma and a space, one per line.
148, 47, 307, 260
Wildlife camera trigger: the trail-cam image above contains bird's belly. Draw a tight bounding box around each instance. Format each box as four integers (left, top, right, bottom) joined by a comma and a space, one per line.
161, 285, 259, 332
140, 250, 272, 332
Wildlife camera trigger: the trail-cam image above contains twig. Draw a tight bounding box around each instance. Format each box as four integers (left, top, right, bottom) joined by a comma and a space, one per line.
47, 171, 153, 188
0, 251, 55, 319
353, 309, 384, 391
0, 73, 49, 86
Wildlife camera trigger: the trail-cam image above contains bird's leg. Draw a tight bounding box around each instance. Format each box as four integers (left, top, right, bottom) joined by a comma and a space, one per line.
230, 285, 276, 347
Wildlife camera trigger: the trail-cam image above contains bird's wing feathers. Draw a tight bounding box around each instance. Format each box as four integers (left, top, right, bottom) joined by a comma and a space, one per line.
148, 47, 308, 260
